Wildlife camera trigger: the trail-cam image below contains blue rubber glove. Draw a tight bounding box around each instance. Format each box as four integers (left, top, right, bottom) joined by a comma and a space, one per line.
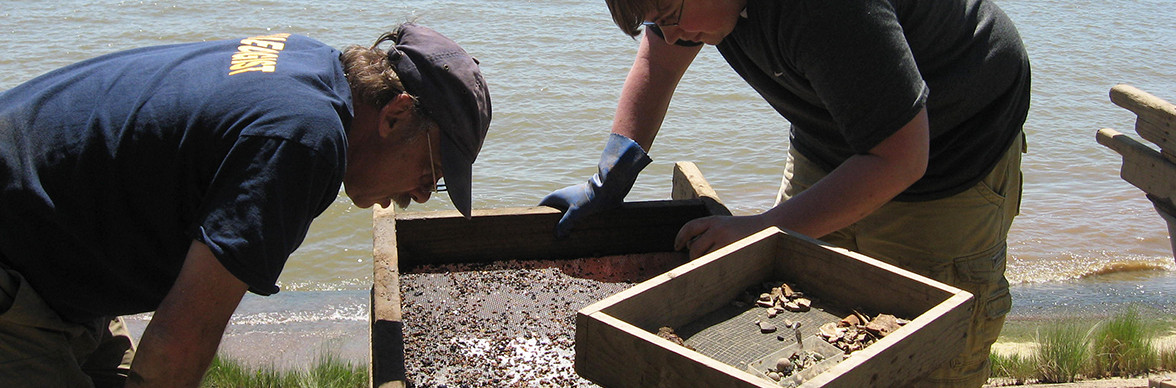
540, 133, 652, 238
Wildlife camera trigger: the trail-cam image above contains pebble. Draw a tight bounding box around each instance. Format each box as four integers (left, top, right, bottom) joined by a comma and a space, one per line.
399, 257, 645, 387
775, 357, 793, 372
756, 293, 775, 308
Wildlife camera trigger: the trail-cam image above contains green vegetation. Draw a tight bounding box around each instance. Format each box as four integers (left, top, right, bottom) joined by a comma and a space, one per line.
1036, 322, 1092, 383
989, 352, 1037, 384
990, 305, 1175, 384
1161, 346, 1176, 371
201, 353, 367, 388
1090, 307, 1156, 377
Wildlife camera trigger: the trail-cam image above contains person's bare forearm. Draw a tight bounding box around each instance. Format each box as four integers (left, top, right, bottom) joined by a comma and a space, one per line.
126, 315, 227, 387
767, 108, 930, 238
611, 32, 701, 151
674, 108, 930, 258
126, 240, 248, 388
765, 152, 915, 238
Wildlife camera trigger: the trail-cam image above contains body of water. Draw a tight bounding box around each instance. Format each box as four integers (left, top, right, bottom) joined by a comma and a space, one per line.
2, 0, 1173, 367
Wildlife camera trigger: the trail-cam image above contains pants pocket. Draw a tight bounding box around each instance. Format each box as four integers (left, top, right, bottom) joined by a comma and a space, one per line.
983, 285, 1012, 320
952, 243, 1012, 320
952, 243, 1007, 285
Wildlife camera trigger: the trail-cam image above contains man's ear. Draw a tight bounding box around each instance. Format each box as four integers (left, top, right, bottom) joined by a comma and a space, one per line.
377, 93, 415, 138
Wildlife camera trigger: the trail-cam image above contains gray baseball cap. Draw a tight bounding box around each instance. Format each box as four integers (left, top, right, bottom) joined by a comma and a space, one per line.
387, 23, 491, 218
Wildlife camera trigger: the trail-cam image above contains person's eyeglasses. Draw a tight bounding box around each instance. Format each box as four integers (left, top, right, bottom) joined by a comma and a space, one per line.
652, 0, 684, 28
426, 131, 446, 193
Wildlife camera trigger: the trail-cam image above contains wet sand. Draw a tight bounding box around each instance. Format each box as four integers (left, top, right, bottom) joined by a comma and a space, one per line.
123, 290, 372, 370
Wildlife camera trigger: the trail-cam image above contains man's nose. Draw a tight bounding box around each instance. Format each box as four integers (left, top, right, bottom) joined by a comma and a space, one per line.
410, 188, 432, 204
662, 26, 682, 45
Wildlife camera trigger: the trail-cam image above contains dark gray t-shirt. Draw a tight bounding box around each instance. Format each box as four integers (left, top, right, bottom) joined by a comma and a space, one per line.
713, 0, 1030, 201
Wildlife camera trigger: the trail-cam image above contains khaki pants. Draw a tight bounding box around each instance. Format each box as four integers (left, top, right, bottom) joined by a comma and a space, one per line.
776, 133, 1024, 388
0, 267, 135, 388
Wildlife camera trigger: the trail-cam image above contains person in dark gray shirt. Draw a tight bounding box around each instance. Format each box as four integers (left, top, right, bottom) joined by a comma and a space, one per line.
542, 1, 1029, 386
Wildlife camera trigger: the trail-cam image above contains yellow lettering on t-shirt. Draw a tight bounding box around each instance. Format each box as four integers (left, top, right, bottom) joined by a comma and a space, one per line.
231, 52, 279, 62
228, 33, 291, 76
228, 65, 276, 75
240, 39, 285, 51
237, 45, 280, 55
230, 60, 277, 71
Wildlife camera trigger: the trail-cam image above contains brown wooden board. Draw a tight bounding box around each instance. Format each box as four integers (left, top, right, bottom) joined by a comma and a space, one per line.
1152, 374, 1176, 388
393, 200, 713, 270
371, 161, 731, 387
1101, 85, 1176, 258
371, 205, 406, 388
672, 161, 733, 217
1110, 84, 1176, 161
1098, 127, 1176, 205
576, 228, 972, 388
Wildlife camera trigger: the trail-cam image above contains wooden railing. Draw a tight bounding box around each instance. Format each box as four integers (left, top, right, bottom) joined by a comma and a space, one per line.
1096, 84, 1176, 259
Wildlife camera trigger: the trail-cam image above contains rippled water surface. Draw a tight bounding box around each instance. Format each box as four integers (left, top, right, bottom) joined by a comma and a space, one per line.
2, 0, 1173, 346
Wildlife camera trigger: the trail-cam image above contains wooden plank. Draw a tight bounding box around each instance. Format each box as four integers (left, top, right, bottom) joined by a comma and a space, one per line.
672, 161, 732, 216
775, 233, 960, 319
1110, 84, 1176, 160
1097, 127, 1176, 204
576, 312, 775, 388
774, 231, 969, 386
587, 227, 779, 330
392, 200, 716, 269
806, 293, 971, 387
1151, 374, 1176, 388
575, 227, 972, 387
370, 205, 406, 388
374, 162, 733, 385
1139, 116, 1176, 164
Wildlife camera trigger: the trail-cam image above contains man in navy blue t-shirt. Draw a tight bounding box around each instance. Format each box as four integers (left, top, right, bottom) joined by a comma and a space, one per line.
0, 23, 490, 387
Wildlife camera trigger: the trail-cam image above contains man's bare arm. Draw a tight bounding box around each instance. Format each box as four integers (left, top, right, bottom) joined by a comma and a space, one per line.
126, 240, 248, 388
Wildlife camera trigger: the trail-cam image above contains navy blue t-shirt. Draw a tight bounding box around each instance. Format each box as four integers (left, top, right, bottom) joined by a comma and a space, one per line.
0, 33, 351, 323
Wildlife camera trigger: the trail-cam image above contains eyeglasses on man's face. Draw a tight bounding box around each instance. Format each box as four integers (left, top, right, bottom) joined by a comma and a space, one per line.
651, 0, 684, 28
426, 131, 446, 193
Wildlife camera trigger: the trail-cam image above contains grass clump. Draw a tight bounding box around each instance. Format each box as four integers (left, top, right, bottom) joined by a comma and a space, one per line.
1035, 322, 1090, 383
301, 353, 368, 388
990, 352, 1037, 384
1089, 307, 1155, 378
1160, 347, 1176, 371
201, 353, 367, 388
990, 305, 1173, 384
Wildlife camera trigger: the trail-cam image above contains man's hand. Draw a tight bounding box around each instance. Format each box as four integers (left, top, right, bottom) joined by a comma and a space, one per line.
674, 214, 772, 259
126, 240, 247, 388
540, 133, 651, 238
673, 109, 930, 260
540, 27, 699, 238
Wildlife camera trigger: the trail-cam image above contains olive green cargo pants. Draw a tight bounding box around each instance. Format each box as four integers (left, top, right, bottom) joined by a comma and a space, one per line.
0, 266, 135, 388
776, 133, 1024, 388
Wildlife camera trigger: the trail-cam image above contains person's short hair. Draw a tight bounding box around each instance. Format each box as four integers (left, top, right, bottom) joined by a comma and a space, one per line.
340, 24, 491, 218
340, 35, 418, 109
606, 0, 660, 37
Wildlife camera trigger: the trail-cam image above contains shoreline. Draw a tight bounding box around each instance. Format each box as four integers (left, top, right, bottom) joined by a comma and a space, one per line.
121, 291, 1175, 386
120, 278, 1176, 366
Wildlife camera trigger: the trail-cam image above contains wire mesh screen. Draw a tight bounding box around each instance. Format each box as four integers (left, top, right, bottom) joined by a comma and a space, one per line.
399, 252, 687, 387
